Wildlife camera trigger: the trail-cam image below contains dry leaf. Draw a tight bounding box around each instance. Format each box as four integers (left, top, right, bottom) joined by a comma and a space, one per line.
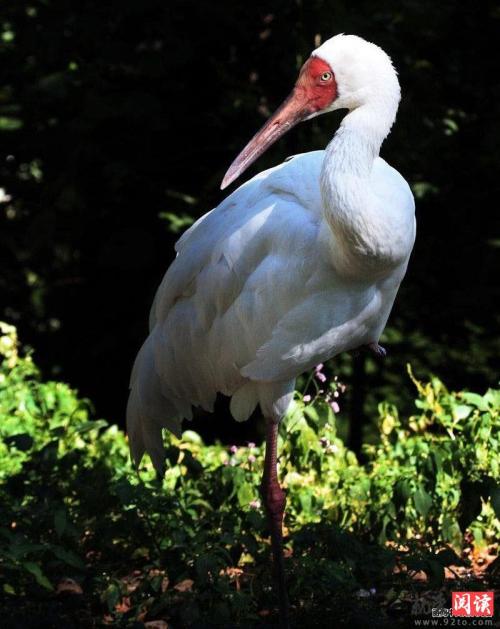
115, 596, 132, 613
56, 578, 83, 595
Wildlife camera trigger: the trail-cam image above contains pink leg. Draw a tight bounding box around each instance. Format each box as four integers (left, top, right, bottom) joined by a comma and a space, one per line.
260, 419, 290, 628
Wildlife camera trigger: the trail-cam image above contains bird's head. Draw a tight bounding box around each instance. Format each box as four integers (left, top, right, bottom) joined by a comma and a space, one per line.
221, 34, 400, 190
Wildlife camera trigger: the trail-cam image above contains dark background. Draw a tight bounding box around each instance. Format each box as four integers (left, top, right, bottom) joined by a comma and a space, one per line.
1, 0, 499, 446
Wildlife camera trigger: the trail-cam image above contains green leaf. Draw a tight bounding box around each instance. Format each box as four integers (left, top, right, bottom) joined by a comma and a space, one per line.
182, 430, 203, 445
452, 404, 472, 421
304, 405, 320, 423
413, 487, 432, 517
74, 419, 108, 434
442, 516, 462, 545
0, 116, 22, 131
22, 562, 53, 590
299, 491, 312, 513
393, 479, 411, 508
102, 583, 120, 612
51, 546, 85, 570
483, 389, 500, 410
459, 393, 489, 411
237, 482, 254, 507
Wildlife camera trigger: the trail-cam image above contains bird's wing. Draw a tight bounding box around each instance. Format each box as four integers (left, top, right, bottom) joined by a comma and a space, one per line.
129, 153, 331, 430
150, 151, 325, 329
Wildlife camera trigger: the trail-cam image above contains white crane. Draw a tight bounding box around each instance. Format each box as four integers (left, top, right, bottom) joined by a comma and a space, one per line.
127, 34, 416, 626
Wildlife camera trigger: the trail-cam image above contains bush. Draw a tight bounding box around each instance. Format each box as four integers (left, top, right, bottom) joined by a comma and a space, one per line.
0, 321, 498, 625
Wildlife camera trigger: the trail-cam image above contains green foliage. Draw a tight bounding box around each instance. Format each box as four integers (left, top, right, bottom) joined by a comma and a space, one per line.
0, 323, 498, 625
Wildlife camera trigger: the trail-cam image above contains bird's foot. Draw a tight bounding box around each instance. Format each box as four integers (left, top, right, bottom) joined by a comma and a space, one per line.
351, 342, 387, 358
366, 342, 387, 358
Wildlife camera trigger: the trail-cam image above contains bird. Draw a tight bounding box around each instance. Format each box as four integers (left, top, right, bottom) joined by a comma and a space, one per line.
127, 34, 416, 627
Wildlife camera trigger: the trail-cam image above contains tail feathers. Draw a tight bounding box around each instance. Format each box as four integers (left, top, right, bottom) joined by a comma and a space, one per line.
127, 337, 183, 474
230, 381, 259, 422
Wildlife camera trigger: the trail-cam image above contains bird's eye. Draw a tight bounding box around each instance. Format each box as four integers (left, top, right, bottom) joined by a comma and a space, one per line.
320, 72, 332, 82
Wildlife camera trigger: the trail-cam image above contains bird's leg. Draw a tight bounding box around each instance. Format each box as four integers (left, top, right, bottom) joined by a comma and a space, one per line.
260, 419, 290, 628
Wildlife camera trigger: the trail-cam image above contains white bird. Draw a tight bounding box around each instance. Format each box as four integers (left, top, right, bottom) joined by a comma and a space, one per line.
127, 34, 416, 626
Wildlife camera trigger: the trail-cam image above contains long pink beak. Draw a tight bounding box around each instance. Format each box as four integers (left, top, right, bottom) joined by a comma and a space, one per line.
221, 88, 314, 190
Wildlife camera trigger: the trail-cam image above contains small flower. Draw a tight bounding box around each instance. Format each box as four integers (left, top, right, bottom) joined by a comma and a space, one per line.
223, 459, 229, 466
315, 363, 324, 372
230, 445, 238, 454
316, 372, 327, 383
248, 454, 256, 463
303, 394, 311, 403
369, 588, 377, 596
327, 443, 339, 454
333, 390, 339, 398
249, 499, 261, 509
247, 442, 256, 449
330, 401, 340, 414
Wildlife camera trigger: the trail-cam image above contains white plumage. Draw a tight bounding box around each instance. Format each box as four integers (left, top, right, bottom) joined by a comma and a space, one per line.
127, 34, 416, 473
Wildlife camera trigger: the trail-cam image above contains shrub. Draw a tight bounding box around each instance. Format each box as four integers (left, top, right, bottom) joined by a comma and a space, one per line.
0, 321, 498, 625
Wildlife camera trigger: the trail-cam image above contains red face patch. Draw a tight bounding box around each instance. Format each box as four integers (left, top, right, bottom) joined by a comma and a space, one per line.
295, 56, 337, 112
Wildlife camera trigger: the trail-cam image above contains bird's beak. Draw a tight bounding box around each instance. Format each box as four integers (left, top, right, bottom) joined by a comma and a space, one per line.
221, 87, 314, 190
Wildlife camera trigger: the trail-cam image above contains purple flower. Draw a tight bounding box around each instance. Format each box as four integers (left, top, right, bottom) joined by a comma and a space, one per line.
230, 445, 238, 454
248, 454, 256, 463
247, 441, 256, 449
303, 394, 311, 403
249, 499, 261, 509
315, 363, 324, 372
330, 401, 340, 414
316, 372, 327, 383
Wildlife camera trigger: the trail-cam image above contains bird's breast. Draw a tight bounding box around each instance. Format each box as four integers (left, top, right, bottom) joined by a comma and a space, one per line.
321, 159, 416, 282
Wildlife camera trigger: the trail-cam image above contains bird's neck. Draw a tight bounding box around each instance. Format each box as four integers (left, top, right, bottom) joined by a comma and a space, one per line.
320, 101, 398, 277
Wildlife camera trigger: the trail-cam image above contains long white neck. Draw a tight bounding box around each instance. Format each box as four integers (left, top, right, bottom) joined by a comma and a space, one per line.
320, 99, 399, 277
328, 108, 389, 170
